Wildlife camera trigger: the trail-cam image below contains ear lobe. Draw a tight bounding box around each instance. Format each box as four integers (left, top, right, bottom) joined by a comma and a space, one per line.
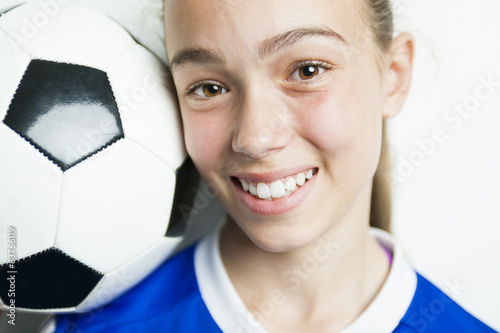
383, 32, 415, 118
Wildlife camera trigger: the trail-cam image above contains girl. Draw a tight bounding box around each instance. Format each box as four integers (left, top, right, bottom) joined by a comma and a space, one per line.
53, 0, 497, 332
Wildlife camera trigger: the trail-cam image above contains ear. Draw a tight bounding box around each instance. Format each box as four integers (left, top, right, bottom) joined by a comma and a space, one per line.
383, 32, 415, 118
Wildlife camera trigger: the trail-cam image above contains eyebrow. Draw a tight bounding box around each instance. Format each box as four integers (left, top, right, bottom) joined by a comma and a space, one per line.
258, 27, 348, 59
170, 48, 225, 70
169, 26, 347, 70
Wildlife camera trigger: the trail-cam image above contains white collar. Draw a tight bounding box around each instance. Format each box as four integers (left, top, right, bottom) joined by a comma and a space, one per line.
194, 226, 417, 333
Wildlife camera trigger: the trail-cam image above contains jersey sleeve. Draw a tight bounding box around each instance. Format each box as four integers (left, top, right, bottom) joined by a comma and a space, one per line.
394, 273, 498, 333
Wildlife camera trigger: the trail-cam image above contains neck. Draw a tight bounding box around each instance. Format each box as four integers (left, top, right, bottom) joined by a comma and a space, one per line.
219, 214, 390, 331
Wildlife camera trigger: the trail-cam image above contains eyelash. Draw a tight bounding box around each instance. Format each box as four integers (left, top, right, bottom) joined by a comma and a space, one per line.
287, 60, 334, 82
185, 80, 227, 97
184, 60, 335, 98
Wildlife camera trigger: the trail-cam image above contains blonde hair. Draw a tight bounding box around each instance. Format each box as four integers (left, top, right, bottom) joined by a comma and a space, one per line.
371, 121, 392, 231
363, 0, 394, 232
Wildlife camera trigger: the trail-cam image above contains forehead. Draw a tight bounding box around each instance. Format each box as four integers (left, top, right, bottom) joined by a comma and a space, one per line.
164, 0, 370, 60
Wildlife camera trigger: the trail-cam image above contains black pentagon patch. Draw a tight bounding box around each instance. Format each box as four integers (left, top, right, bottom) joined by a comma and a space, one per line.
0, 248, 103, 310
166, 157, 201, 237
3, 59, 124, 171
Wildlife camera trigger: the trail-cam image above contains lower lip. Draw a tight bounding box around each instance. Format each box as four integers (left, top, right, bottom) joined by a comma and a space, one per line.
232, 173, 317, 216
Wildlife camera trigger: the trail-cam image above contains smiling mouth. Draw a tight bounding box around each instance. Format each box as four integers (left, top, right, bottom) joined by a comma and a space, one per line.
235, 168, 318, 200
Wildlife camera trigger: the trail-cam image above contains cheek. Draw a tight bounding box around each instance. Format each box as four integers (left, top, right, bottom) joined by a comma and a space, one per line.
181, 109, 228, 174
297, 80, 384, 175
297, 92, 352, 151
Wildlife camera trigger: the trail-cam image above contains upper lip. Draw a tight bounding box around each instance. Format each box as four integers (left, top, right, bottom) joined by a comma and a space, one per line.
230, 166, 317, 183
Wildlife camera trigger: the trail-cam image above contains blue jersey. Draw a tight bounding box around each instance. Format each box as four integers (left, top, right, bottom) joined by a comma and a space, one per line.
51, 229, 497, 333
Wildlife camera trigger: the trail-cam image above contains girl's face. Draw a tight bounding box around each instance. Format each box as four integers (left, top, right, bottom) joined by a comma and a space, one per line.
165, 0, 396, 252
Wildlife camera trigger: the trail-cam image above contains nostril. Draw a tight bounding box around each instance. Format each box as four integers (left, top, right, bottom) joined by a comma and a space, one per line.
232, 109, 292, 159
232, 130, 284, 159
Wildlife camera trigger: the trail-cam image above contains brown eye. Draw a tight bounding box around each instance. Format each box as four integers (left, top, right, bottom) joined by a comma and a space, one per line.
190, 82, 228, 98
299, 66, 319, 80
288, 62, 331, 82
202, 84, 222, 97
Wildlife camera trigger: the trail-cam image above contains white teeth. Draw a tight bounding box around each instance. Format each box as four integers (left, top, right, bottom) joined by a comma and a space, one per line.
284, 177, 296, 191
238, 168, 315, 200
296, 172, 306, 186
249, 183, 257, 196
240, 179, 249, 192
270, 180, 286, 198
257, 183, 271, 199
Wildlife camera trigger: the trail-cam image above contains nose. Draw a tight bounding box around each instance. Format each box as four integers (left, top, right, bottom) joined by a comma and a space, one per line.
231, 89, 292, 159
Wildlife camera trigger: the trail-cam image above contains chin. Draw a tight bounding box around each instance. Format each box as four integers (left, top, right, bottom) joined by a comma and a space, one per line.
239, 218, 326, 254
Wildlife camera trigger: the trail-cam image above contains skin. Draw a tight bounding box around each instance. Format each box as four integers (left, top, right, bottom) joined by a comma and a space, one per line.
164, 0, 414, 331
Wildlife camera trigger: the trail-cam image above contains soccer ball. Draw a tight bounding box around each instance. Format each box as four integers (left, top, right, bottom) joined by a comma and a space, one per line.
0, 3, 198, 312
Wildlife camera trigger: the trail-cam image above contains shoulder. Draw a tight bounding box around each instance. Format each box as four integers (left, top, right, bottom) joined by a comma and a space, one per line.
53, 243, 221, 333
394, 272, 497, 333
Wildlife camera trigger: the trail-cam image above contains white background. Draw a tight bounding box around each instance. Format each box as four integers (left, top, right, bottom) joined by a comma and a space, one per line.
1, 0, 499, 331
389, 0, 500, 330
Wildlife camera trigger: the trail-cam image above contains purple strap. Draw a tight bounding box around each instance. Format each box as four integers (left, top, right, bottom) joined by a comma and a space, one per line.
383, 246, 393, 266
